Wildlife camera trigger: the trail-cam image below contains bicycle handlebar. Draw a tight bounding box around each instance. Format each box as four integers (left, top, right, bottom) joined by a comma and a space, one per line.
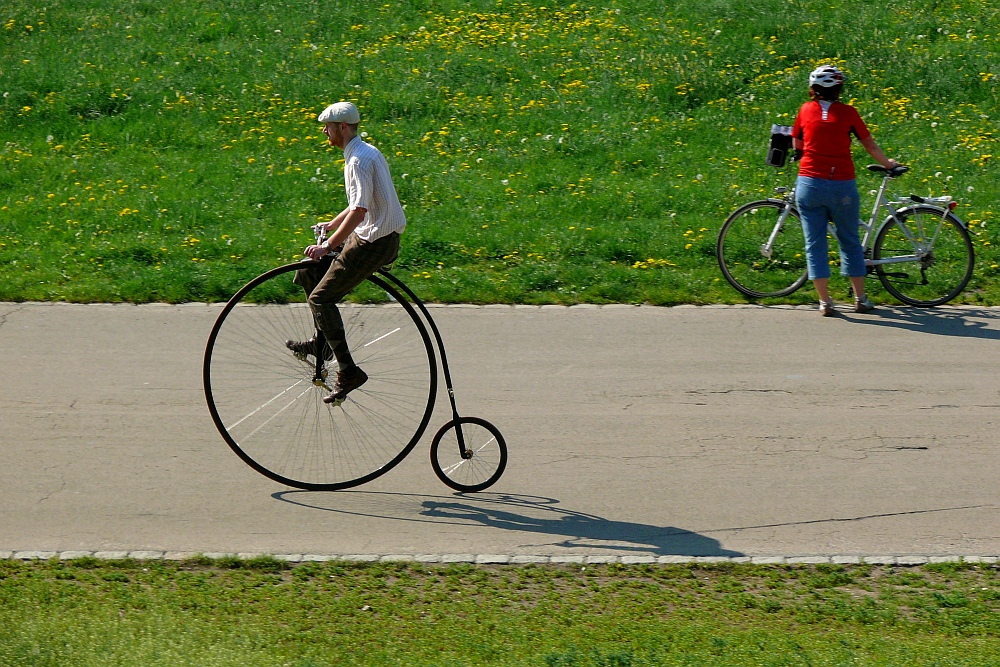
298, 225, 338, 264
312, 224, 327, 246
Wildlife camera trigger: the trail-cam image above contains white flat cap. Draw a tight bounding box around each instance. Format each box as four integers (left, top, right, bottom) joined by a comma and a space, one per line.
317, 101, 360, 124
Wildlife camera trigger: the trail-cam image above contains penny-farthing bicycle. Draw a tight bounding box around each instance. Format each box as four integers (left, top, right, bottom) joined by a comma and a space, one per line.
203, 230, 507, 493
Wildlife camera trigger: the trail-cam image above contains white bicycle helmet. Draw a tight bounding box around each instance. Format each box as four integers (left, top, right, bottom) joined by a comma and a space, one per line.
809, 65, 845, 88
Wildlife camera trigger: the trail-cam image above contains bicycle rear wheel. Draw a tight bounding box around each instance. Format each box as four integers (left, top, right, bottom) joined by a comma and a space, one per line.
873, 207, 974, 307
717, 200, 808, 298
430, 417, 507, 492
204, 263, 437, 490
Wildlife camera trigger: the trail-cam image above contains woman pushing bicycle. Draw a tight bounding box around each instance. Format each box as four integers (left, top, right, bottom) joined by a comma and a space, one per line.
792, 65, 900, 316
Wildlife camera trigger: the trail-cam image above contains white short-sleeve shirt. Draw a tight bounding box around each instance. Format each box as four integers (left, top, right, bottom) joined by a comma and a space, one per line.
343, 136, 407, 241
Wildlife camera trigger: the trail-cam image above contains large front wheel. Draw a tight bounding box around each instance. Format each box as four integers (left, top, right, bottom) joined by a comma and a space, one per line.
717, 200, 808, 298
204, 263, 438, 490
873, 207, 974, 307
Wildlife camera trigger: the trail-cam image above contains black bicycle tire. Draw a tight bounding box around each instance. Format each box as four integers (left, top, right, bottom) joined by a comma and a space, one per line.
873, 207, 974, 307
430, 417, 508, 493
717, 200, 809, 299
203, 263, 438, 490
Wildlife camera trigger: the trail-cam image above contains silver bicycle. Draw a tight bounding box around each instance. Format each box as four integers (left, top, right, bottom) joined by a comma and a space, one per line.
716, 165, 975, 306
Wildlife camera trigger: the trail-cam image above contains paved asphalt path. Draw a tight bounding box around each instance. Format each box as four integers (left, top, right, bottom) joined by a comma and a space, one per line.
1, 301, 998, 559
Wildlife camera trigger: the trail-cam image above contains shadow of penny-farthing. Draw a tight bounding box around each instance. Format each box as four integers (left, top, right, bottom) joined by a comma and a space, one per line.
273, 490, 743, 557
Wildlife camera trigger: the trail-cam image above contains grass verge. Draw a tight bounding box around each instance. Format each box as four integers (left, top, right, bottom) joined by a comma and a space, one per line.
2, 558, 1000, 665
1, 0, 998, 304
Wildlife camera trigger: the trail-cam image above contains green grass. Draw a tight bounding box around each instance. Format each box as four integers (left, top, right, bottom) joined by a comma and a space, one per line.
1, 0, 998, 304
2, 558, 1000, 666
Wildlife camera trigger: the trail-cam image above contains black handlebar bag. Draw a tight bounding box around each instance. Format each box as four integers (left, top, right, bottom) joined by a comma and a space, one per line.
766, 124, 793, 167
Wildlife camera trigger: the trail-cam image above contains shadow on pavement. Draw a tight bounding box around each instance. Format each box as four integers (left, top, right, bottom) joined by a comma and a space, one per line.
844, 306, 1000, 339
273, 490, 743, 557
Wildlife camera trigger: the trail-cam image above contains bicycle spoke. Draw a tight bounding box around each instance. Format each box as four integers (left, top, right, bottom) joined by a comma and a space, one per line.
430, 418, 507, 493
226, 379, 307, 431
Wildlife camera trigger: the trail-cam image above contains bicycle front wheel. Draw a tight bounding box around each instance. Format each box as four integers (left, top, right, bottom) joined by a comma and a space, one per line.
873, 207, 974, 307
204, 263, 437, 490
717, 200, 808, 298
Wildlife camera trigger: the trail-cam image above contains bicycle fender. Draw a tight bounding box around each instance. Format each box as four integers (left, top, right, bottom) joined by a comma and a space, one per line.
951, 213, 968, 229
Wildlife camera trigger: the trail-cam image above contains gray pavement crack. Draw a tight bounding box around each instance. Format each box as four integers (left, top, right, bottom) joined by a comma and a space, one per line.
859, 389, 908, 393
0, 304, 28, 333
687, 389, 792, 395
39, 471, 67, 504
704, 504, 995, 535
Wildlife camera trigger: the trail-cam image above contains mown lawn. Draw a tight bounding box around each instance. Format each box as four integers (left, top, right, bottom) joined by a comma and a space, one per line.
2, 558, 1000, 666
1, 0, 998, 304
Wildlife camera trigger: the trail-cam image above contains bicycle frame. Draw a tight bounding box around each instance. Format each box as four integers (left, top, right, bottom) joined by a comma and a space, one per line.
761, 171, 963, 268
378, 270, 472, 458
308, 226, 472, 459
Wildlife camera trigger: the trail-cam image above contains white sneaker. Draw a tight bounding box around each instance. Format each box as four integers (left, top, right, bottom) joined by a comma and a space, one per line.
854, 297, 875, 313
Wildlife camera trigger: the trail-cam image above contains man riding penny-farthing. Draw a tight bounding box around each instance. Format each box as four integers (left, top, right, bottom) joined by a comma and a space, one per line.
203, 101, 507, 493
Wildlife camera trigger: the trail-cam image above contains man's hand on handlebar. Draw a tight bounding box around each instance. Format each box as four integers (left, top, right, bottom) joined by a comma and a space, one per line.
303, 240, 344, 261
303, 242, 344, 261
304, 244, 329, 260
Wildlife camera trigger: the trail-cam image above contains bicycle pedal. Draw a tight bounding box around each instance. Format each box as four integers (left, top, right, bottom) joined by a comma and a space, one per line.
326, 397, 345, 408
312, 377, 332, 390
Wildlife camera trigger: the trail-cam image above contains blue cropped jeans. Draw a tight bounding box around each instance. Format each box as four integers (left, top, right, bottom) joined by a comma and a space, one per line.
796, 175, 866, 280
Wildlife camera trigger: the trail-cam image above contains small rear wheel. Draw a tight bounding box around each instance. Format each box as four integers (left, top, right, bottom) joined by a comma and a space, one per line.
717, 200, 808, 298
873, 207, 974, 307
430, 417, 507, 492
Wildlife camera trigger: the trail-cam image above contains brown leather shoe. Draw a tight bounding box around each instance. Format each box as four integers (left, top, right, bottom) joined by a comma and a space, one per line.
323, 368, 368, 403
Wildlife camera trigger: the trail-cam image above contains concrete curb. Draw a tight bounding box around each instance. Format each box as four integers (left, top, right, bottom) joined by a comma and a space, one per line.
6, 551, 999, 565
4, 302, 999, 311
